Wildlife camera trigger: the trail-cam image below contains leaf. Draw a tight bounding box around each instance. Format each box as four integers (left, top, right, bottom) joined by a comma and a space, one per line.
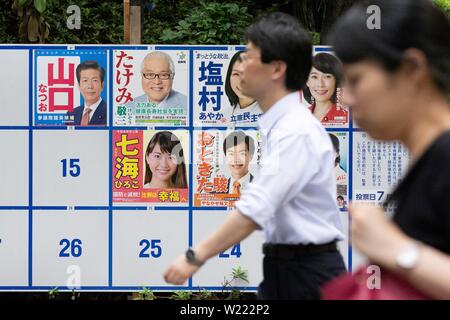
34, 0, 46, 13
27, 14, 39, 42
178, 20, 191, 29
18, 19, 28, 41
19, 0, 28, 6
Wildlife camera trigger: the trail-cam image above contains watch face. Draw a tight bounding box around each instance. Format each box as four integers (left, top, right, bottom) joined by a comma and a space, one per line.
186, 249, 195, 261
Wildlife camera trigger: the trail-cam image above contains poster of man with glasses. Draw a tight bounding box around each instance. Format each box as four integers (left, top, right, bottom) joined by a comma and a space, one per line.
113, 49, 189, 126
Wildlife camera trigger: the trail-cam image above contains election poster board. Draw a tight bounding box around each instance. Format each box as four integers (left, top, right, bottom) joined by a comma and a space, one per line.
0, 44, 409, 291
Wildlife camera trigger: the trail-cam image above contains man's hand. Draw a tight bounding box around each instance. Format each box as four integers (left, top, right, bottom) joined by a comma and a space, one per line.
164, 255, 201, 285
163, 209, 257, 285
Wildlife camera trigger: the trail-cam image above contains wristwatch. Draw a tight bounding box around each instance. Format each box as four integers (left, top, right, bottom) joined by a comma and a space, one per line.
395, 242, 422, 270
185, 248, 204, 267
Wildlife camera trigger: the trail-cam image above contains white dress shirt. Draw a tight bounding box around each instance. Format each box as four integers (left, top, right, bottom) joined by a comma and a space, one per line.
84, 98, 102, 122
235, 92, 345, 245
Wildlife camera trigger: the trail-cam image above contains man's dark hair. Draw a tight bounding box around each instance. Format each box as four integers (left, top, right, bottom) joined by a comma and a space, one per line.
223, 131, 255, 156
244, 12, 312, 91
328, 0, 450, 93
76, 60, 105, 84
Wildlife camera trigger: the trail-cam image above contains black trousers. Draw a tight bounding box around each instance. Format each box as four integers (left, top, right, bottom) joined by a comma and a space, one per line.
257, 248, 346, 300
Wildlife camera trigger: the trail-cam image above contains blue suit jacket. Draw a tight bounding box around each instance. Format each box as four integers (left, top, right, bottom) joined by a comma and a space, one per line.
67, 99, 107, 125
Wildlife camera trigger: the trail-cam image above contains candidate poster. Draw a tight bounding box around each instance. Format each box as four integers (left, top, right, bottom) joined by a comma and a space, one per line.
113, 49, 189, 127
34, 49, 108, 126
193, 49, 263, 128
352, 132, 410, 209
301, 49, 349, 128
193, 129, 262, 207
328, 131, 349, 211
113, 129, 189, 204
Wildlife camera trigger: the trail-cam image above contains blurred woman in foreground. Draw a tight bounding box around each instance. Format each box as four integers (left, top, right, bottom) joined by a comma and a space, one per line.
329, 0, 450, 299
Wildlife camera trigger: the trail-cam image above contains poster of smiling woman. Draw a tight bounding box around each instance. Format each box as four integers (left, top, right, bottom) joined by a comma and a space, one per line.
112, 129, 189, 204
301, 49, 349, 128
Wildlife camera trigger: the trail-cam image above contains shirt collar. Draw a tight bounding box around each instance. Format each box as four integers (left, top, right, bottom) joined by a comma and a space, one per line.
146, 91, 171, 106
84, 98, 102, 114
257, 91, 300, 134
230, 171, 251, 186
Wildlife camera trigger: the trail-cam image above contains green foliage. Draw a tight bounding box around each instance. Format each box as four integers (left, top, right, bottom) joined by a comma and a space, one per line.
0, 0, 287, 45
220, 266, 249, 300
230, 266, 249, 283
48, 287, 59, 300
225, 288, 242, 300
170, 290, 193, 300
70, 289, 80, 301
309, 31, 321, 46
0, 1, 19, 42
434, 0, 450, 17
136, 287, 156, 300
43, 0, 123, 44
196, 289, 215, 300
34, 0, 47, 14
159, 1, 252, 45
12, 0, 50, 43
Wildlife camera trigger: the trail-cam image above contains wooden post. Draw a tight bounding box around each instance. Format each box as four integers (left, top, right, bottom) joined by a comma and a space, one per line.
124, 0, 142, 44
130, 0, 143, 44
124, 0, 130, 43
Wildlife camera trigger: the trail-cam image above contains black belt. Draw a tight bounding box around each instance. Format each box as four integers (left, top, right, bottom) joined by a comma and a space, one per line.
263, 241, 337, 259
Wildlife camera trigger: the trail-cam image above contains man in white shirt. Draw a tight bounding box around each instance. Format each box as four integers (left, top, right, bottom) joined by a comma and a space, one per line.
223, 131, 255, 196
164, 12, 346, 299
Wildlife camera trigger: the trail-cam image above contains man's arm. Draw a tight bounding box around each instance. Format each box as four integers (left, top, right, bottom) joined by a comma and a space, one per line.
164, 209, 259, 285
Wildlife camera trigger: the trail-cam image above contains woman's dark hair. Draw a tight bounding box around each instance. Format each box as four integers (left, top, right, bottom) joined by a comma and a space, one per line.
303, 53, 343, 104
328, 0, 450, 93
225, 51, 244, 108
329, 133, 341, 167
144, 131, 187, 188
245, 12, 312, 91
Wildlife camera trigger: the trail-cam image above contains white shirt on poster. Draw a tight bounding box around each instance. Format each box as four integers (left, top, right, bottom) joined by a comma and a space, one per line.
84, 97, 102, 122
224, 101, 263, 126
229, 171, 253, 194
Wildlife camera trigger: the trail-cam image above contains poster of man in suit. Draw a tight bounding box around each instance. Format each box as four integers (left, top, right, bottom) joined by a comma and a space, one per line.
34, 49, 108, 126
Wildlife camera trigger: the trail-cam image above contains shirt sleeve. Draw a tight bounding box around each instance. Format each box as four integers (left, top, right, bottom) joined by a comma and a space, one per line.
235, 132, 322, 229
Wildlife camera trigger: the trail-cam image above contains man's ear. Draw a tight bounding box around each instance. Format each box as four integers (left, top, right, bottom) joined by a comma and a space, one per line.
270, 60, 287, 82
399, 48, 429, 87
